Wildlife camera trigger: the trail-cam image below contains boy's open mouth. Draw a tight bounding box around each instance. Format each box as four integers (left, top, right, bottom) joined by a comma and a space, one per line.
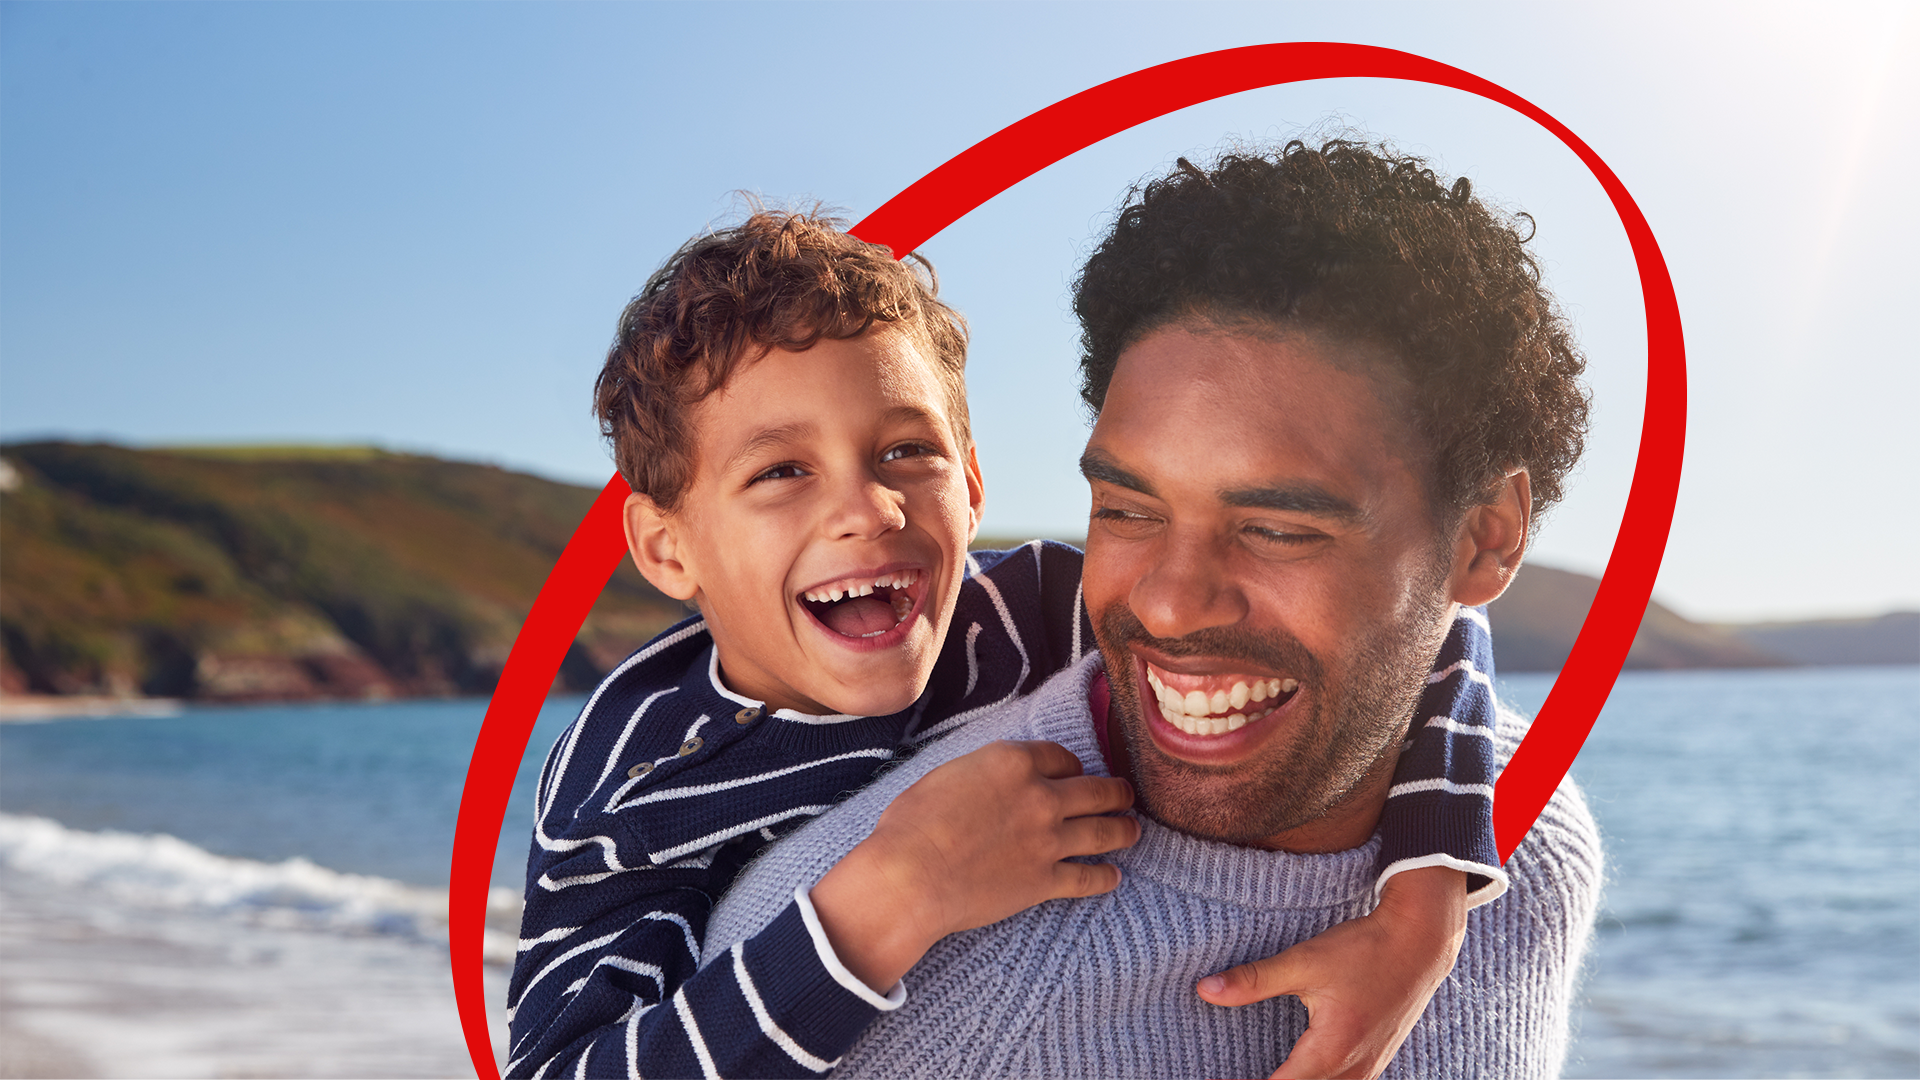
1143, 661, 1301, 737
799, 569, 924, 640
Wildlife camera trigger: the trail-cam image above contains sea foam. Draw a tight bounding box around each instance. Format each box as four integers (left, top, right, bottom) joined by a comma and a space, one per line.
0, 812, 522, 964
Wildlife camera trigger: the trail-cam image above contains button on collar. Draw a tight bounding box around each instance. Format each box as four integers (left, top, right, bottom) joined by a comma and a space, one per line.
734, 707, 761, 725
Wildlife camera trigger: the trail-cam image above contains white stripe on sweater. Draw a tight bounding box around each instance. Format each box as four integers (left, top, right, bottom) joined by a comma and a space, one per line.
964, 622, 983, 699
627, 749, 893, 806
514, 930, 624, 1024
648, 805, 835, 864
672, 988, 722, 1080
1388, 777, 1496, 799
1426, 658, 1493, 687
1422, 715, 1497, 737
590, 687, 677, 801
733, 941, 837, 1073
546, 620, 707, 820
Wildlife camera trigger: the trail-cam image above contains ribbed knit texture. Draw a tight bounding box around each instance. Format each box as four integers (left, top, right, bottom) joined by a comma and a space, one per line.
703, 653, 1603, 1079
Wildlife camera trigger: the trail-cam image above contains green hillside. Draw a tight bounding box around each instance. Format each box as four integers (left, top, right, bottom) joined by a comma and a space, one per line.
0, 442, 684, 701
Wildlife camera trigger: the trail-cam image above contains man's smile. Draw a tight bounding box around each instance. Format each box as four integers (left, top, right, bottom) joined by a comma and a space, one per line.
1125, 646, 1312, 767
1143, 661, 1300, 736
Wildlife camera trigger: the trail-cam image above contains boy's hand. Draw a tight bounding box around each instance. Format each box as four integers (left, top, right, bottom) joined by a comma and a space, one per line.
1195, 866, 1468, 1080
810, 740, 1138, 993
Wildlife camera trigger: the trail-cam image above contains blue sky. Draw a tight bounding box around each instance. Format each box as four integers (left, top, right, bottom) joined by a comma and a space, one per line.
2, 1, 1914, 622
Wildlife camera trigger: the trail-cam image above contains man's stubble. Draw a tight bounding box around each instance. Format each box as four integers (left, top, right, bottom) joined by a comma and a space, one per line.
1094, 583, 1454, 849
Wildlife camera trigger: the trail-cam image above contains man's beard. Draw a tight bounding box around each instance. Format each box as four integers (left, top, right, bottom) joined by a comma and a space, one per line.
1094, 595, 1451, 848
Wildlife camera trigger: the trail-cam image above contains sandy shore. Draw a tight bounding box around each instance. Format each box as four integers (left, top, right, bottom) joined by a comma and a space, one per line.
0, 695, 184, 723
0, 871, 509, 1078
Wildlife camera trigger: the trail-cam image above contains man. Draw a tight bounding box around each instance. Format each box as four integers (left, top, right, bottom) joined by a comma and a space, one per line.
701, 139, 1603, 1078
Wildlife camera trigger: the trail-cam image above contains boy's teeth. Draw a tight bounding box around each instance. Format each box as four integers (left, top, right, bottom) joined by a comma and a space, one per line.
803, 570, 923, 606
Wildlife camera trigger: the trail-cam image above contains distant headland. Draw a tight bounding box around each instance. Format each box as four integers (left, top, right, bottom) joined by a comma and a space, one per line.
0, 441, 684, 709
3, 442, 1913, 712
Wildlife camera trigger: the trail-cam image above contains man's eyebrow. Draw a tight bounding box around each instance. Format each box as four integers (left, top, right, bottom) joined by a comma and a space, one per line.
1220, 484, 1362, 521
723, 422, 816, 473
1078, 450, 1156, 498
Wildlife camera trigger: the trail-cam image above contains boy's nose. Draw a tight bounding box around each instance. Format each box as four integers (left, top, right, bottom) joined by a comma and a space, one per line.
826, 478, 907, 539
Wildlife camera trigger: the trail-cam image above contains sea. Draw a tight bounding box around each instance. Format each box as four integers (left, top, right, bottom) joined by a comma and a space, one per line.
1, 665, 1915, 1078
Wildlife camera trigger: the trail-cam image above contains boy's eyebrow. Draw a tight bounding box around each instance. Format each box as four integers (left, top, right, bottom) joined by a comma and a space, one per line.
877, 404, 948, 431
724, 422, 817, 473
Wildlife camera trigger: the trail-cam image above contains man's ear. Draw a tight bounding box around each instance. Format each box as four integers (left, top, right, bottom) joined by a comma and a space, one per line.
962, 441, 986, 545
624, 491, 701, 603
1448, 469, 1531, 608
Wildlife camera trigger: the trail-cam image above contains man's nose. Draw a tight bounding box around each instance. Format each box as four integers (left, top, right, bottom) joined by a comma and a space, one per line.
1128, 535, 1248, 640
824, 473, 907, 540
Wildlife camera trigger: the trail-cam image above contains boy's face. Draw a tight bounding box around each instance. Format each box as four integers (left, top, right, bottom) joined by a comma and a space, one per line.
629, 328, 983, 717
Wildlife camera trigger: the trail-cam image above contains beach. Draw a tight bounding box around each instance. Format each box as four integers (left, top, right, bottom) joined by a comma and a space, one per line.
0, 670, 1915, 1078
1, 864, 508, 1078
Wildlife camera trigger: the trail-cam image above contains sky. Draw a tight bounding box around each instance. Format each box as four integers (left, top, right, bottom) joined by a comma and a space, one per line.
2, 1, 1915, 623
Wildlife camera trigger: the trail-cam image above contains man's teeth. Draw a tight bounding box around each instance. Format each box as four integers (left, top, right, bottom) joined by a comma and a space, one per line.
802, 570, 920, 604
1145, 668, 1299, 737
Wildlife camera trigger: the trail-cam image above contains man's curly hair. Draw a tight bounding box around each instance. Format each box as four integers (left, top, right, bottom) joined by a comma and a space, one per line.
1073, 140, 1590, 523
595, 210, 969, 512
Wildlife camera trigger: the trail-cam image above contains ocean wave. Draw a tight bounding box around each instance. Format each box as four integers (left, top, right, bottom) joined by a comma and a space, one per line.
0, 812, 522, 964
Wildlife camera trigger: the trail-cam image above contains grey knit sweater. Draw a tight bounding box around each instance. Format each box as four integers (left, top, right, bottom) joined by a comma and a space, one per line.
702, 654, 1602, 1079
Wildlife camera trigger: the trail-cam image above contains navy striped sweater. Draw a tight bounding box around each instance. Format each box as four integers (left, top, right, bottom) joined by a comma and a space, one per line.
507, 541, 1506, 1078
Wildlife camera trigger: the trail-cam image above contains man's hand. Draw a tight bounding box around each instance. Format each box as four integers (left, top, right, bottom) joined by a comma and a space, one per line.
810, 740, 1139, 992
1195, 865, 1469, 1079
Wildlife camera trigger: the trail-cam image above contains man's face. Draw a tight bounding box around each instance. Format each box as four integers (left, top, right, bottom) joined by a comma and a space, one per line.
659, 328, 983, 717
1081, 320, 1456, 852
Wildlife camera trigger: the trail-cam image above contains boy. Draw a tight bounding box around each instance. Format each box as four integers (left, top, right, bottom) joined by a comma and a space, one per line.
507, 211, 1505, 1078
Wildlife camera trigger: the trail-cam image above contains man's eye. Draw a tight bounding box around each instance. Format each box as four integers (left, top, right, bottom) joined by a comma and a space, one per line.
1091, 507, 1156, 530
1244, 524, 1320, 545
751, 463, 807, 483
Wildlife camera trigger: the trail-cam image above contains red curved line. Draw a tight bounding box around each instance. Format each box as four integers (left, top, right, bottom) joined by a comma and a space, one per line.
447, 475, 629, 1075
450, 41, 1684, 1076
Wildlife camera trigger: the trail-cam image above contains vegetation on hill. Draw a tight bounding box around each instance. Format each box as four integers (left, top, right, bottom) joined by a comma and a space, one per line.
1486, 565, 1918, 671
0, 442, 684, 701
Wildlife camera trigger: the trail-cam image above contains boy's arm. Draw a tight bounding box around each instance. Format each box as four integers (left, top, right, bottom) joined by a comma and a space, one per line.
1193, 606, 1504, 1079
510, 739, 1138, 1079
507, 865, 907, 1079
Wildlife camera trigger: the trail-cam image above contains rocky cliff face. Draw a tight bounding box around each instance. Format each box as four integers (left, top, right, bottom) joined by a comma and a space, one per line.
0, 442, 683, 702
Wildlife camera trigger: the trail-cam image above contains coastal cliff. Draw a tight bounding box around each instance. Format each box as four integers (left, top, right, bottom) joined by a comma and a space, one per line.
0, 442, 683, 702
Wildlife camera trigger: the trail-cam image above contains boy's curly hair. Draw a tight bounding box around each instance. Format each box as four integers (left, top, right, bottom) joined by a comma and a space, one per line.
596, 210, 969, 511
1073, 140, 1590, 523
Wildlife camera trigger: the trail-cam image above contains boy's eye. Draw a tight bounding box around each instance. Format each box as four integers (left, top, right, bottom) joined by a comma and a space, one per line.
751, 463, 808, 483
880, 442, 936, 463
